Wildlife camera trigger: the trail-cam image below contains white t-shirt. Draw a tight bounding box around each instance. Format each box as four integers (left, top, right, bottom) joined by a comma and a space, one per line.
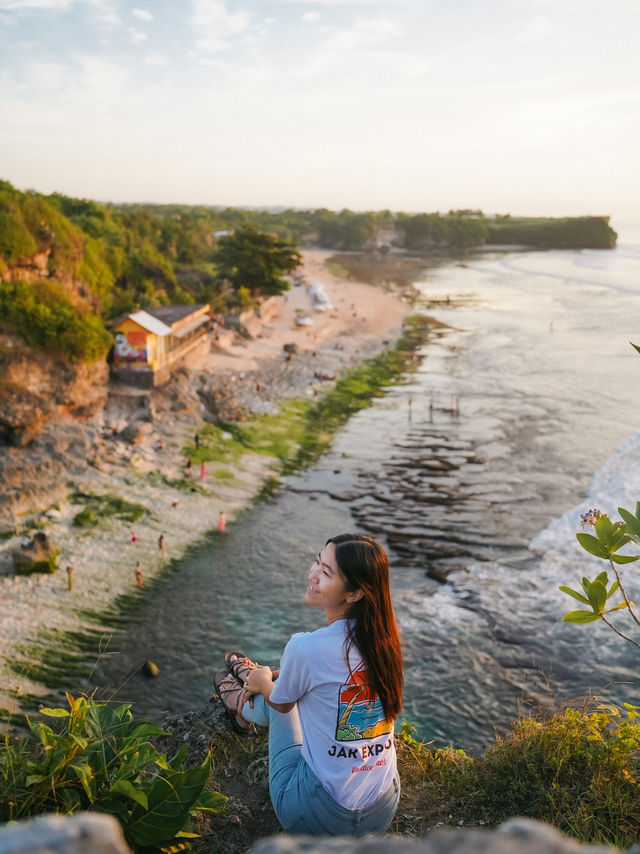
269, 619, 397, 810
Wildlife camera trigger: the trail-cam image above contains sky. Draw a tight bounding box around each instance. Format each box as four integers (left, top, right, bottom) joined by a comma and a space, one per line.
0, 0, 639, 222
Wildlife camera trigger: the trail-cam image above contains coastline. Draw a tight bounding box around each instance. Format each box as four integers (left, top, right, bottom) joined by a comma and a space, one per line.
0, 249, 414, 714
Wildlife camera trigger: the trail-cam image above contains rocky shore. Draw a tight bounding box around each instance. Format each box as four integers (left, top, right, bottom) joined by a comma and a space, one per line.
0, 249, 413, 712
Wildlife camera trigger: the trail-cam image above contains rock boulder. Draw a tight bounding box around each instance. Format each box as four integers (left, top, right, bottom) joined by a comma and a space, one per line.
0, 812, 129, 854
249, 819, 627, 854
11, 531, 59, 575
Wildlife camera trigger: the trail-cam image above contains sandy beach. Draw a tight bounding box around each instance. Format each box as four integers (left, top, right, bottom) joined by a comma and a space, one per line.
0, 249, 411, 710
198, 248, 409, 374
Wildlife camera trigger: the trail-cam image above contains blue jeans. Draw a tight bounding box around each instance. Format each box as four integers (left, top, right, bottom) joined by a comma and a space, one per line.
242, 695, 401, 836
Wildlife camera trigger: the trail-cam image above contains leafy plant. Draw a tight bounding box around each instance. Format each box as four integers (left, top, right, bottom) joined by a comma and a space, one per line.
559, 504, 640, 650
0, 694, 226, 852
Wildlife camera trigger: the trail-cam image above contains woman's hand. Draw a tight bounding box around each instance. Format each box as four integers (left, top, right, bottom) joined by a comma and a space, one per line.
244, 665, 273, 698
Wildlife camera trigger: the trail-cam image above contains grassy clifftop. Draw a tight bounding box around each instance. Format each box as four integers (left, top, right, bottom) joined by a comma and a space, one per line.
2, 694, 638, 853
486, 215, 617, 249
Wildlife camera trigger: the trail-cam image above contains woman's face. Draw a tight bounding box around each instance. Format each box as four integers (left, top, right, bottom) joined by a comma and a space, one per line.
305, 542, 360, 622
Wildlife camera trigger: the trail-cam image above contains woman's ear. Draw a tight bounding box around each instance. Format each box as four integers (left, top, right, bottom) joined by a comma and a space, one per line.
347, 590, 363, 603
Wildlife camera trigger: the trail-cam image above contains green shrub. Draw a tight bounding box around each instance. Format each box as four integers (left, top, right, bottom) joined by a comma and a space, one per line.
0, 209, 38, 263
397, 704, 640, 847
0, 694, 226, 852
76, 236, 115, 308
72, 508, 95, 527
0, 280, 111, 362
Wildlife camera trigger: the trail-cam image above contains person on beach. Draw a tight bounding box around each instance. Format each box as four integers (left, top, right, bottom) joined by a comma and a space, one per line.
158, 533, 165, 556
66, 565, 73, 592
200, 461, 206, 479
218, 511, 226, 533
213, 534, 403, 836
130, 529, 137, 543
135, 561, 143, 588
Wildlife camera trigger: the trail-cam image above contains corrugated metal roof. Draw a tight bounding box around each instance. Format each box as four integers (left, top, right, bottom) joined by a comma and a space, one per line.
127, 311, 172, 337
172, 313, 210, 339
145, 304, 209, 327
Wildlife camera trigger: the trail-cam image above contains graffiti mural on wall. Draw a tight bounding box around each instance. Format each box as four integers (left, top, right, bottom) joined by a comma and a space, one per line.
114, 331, 147, 362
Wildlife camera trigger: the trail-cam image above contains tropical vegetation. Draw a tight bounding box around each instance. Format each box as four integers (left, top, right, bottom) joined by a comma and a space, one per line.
396, 703, 640, 848
0, 693, 225, 853
0, 178, 617, 362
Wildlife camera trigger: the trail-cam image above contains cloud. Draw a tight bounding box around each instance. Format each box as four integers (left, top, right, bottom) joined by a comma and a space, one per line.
98, 11, 120, 27
2, 54, 130, 131
301, 11, 320, 22
295, 15, 404, 80
321, 15, 401, 51
128, 26, 147, 44
513, 13, 560, 43
0, 0, 73, 8
281, 0, 376, 5
132, 7, 153, 21
143, 53, 169, 66
191, 0, 250, 52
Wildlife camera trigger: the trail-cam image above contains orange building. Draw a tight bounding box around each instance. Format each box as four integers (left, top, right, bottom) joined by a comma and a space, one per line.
112, 304, 211, 387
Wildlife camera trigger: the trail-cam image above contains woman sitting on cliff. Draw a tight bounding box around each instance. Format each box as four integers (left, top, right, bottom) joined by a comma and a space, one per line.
214, 533, 403, 836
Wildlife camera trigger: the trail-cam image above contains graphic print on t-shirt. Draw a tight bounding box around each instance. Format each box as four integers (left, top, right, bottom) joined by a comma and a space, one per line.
335, 666, 392, 741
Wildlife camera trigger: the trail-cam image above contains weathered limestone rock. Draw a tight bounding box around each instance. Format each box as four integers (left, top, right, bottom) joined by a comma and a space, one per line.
238, 307, 264, 338
11, 531, 58, 575
249, 819, 623, 854
0, 421, 100, 530
257, 296, 280, 323
0, 336, 108, 445
1, 249, 51, 283
120, 422, 151, 445
0, 812, 130, 854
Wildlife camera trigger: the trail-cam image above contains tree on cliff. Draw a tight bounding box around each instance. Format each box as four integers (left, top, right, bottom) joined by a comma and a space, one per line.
212, 225, 302, 296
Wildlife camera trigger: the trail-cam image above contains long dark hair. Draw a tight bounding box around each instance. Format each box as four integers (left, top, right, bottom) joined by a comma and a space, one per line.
327, 533, 403, 722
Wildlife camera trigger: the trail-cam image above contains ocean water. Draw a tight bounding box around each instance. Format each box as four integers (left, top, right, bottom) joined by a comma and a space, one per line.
96, 231, 640, 750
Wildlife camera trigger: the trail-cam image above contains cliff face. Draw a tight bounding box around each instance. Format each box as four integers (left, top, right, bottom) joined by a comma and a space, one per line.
0, 334, 109, 529
0, 248, 51, 282
0, 334, 108, 445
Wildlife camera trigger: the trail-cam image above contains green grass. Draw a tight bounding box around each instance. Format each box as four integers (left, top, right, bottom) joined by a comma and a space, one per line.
70, 492, 148, 527
147, 472, 212, 495
395, 703, 640, 847
213, 469, 234, 480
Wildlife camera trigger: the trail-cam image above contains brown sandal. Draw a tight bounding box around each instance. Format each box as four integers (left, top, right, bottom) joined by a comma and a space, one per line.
213, 670, 252, 732
224, 650, 257, 683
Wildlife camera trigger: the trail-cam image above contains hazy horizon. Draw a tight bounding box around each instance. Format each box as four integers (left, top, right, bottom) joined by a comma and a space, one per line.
1, 0, 638, 223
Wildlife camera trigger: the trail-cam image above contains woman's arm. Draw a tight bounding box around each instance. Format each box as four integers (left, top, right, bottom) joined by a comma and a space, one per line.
244, 665, 295, 713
